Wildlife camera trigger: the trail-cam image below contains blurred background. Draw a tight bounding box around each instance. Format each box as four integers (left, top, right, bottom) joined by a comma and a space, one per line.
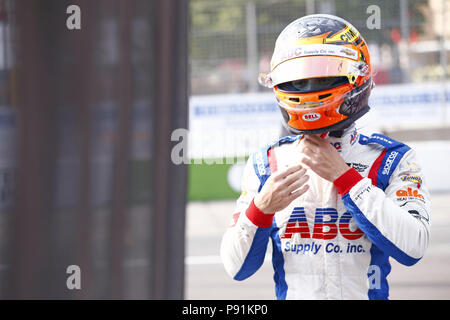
0, 0, 448, 300
0, 0, 188, 299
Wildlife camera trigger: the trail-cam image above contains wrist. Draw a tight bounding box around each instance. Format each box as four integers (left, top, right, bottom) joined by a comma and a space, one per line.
333, 167, 364, 195
246, 199, 274, 228
333, 163, 351, 182
253, 194, 271, 214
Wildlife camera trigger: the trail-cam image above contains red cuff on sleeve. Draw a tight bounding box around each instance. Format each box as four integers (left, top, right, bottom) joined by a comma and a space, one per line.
245, 199, 275, 228
333, 168, 364, 195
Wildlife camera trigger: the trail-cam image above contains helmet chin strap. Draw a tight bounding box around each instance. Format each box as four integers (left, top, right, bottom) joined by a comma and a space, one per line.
328, 129, 345, 138
320, 126, 349, 139
319, 130, 343, 139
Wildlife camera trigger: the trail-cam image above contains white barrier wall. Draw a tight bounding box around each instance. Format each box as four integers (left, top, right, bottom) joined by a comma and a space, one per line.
408, 141, 450, 192
189, 93, 281, 159
360, 82, 450, 133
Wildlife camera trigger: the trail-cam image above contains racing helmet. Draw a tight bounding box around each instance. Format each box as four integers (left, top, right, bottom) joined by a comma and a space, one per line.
259, 14, 373, 135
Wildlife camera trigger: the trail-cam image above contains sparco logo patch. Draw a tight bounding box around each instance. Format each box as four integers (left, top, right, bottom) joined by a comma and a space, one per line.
302, 112, 321, 121
382, 151, 398, 175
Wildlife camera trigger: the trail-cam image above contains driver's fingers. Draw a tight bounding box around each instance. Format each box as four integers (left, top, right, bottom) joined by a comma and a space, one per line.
286, 174, 309, 194
273, 164, 303, 182
300, 156, 315, 169
279, 167, 307, 187
288, 184, 309, 201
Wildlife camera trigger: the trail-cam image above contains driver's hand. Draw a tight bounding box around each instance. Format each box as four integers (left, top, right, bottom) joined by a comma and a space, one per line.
254, 164, 309, 214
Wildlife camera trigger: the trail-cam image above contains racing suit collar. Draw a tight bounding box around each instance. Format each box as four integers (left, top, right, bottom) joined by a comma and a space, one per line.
323, 123, 357, 154
322, 123, 356, 142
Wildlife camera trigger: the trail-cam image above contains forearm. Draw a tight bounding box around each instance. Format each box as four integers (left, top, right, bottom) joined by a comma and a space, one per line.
220, 199, 273, 280
334, 168, 430, 265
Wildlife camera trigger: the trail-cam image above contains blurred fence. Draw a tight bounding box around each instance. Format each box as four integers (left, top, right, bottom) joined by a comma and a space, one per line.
191, 0, 449, 95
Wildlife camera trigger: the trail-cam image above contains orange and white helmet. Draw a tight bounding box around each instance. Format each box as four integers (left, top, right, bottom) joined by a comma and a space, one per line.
260, 14, 373, 134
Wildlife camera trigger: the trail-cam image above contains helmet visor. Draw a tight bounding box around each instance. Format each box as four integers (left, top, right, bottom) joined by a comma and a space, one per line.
277, 76, 349, 93
276, 77, 372, 113
269, 56, 368, 87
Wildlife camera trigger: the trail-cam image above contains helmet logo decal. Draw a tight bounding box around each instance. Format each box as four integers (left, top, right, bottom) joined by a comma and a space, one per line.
272, 44, 358, 69
302, 112, 321, 122
325, 26, 359, 44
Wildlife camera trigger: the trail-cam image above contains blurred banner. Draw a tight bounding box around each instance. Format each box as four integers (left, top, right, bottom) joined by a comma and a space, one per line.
189, 82, 450, 160
0, 0, 188, 299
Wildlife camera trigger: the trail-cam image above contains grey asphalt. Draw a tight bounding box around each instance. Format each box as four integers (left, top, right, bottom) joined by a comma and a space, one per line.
185, 192, 450, 300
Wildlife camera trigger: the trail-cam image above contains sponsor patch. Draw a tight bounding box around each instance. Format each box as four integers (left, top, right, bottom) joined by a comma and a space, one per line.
331, 142, 342, 151
382, 151, 398, 175
281, 207, 363, 241
400, 174, 422, 188
396, 187, 425, 202
324, 26, 359, 45
400, 162, 421, 173
346, 162, 369, 173
349, 129, 358, 145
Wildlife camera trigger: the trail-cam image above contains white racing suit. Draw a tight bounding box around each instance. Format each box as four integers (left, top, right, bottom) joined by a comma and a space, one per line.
220, 125, 431, 300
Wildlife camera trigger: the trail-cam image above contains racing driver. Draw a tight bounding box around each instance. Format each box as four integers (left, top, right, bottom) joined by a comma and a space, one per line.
220, 14, 431, 300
